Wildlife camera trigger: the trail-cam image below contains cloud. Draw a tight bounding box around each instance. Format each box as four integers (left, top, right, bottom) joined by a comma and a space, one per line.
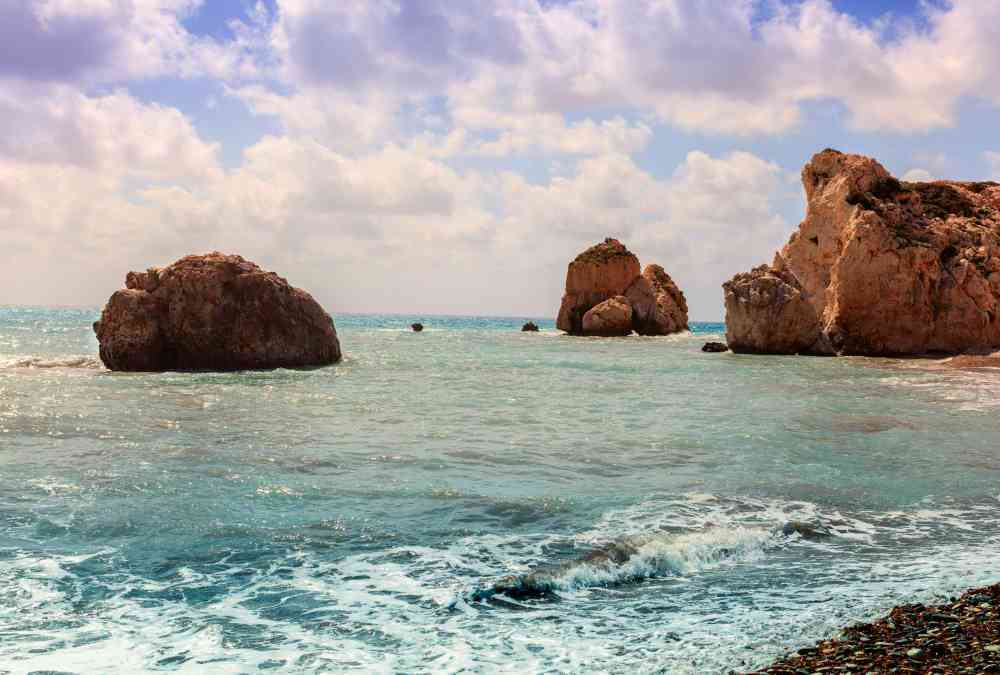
0, 83, 788, 318
901, 168, 934, 182
0, 0, 264, 85
0, 83, 221, 183
259, 0, 1000, 137
274, 0, 524, 91
8, 0, 999, 318
232, 85, 398, 152
444, 114, 652, 158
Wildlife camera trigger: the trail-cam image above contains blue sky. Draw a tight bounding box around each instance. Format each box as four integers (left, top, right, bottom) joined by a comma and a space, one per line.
1, 0, 999, 319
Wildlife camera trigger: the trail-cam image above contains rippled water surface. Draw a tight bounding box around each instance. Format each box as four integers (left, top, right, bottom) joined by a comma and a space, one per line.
2, 307, 1000, 673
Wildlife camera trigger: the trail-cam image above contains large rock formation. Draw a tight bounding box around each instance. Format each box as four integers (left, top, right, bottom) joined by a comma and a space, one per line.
724, 149, 1000, 355
556, 238, 641, 334
556, 239, 688, 336
626, 264, 689, 335
94, 253, 342, 371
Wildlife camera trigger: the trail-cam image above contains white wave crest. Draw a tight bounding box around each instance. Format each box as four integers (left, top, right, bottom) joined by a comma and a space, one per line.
541, 526, 776, 593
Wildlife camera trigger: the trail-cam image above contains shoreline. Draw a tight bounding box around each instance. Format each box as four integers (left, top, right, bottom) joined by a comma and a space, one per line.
748, 582, 1000, 674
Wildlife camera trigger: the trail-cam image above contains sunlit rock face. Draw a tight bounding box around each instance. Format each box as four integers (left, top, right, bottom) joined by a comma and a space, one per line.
725, 149, 1000, 355
556, 239, 688, 337
94, 252, 342, 371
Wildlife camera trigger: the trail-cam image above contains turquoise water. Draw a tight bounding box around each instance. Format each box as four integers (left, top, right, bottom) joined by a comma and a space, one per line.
2, 307, 999, 673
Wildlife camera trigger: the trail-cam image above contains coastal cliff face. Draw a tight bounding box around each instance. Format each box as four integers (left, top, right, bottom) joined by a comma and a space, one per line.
94, 252, 342, 371
724, 149, 1000, 355
556, 239, 688, 336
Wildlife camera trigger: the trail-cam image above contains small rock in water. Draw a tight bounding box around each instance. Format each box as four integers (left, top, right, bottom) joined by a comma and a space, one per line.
521, 321, 540, 332
411, 323, 424, 332
702, 341, 729, 353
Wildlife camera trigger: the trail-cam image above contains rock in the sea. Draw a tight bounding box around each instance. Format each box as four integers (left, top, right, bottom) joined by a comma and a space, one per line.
724, 149, 1000, 355
411, 323, 424, 332
701, 341, 729, 353
94, 252, 341, 371
521, 321, 540, 332
625, 264, 689, 335
724, 265, 824, 354
581, 296, 633, 336
556, 239, 688, 336
557, 238, 640, 335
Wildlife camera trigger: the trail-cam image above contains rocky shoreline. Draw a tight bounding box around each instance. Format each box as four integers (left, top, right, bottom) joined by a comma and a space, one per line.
748, 583, 1000, 674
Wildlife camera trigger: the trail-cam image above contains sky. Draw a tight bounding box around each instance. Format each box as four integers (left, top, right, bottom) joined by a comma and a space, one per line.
2, 0, 1000, 320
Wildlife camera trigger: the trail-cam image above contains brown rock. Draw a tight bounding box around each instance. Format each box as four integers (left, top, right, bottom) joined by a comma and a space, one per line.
724, 148, 1000, 355
724, 265, 826, 354
625, 264, 689, 335
555, 239, 688, 337
94, 252, 342, 371
556, 239, 640, 334
581, 296, 633, 336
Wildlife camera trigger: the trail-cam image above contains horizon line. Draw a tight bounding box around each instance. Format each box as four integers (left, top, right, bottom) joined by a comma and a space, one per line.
0, 304, 725, 323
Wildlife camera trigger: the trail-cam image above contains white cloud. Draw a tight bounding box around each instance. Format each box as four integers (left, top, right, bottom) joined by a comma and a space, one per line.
232, 85, 398, 152
0, 83, 221, 184
0, 83, 787, 318
9, 0, 1000, 318
0, 0, 265, 85
901, 169, 934, 182
259, 0, 1000, 137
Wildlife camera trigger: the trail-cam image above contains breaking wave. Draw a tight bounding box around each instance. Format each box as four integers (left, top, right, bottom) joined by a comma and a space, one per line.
465, 525, 780, 604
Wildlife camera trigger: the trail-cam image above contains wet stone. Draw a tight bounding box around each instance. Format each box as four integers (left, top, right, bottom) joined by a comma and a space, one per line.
750, 583, 1000, 675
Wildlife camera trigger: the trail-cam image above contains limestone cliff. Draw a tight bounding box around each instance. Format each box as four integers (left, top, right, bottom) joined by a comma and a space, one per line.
724, 149, 1000, 355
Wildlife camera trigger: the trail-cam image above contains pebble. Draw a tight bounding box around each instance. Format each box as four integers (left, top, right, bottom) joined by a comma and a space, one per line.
748, 582, 1000, 675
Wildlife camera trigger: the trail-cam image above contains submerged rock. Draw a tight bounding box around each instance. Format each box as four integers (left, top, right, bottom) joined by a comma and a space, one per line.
94, 252, 341, 372
701, 341, 729, 353
521, 321, 540, 332
724, 149, 1000, 355
411, 323, 424, 332
556, 239, 688, 336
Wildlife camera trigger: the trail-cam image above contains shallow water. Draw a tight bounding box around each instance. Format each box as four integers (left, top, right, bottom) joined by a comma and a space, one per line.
1, 307, 999, 673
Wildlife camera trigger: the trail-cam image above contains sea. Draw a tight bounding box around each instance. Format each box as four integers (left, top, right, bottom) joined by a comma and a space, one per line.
2, 306, 999, 673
